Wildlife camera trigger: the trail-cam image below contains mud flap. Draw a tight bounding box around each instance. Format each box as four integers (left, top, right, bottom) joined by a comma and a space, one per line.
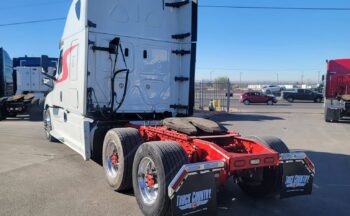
326, 107, 342, 122
279, 152, 315, 198
168, 161, 224, 216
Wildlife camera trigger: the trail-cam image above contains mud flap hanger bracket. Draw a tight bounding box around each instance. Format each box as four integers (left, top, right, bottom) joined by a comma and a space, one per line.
168, 160, 225, 199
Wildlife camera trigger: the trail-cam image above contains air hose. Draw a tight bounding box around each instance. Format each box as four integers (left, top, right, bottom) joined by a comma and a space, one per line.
110, 42, 130, 113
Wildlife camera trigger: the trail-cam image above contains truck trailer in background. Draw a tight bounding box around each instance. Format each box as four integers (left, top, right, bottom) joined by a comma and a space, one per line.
0, 53, 57, 121
324, 59, 350, 122
13, 56, 57, 96
0, 48, 14, 97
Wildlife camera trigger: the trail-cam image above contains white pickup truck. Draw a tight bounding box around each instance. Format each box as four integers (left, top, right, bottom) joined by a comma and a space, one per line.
262, 84, 286, 95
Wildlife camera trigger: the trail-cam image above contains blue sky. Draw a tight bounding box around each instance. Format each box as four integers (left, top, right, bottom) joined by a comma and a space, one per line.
0, 0, 349, 82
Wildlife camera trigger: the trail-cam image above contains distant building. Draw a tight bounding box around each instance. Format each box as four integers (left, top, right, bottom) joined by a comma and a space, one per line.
247, 84, 264, 90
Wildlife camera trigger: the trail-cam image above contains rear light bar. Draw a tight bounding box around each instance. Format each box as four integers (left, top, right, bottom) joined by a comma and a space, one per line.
168, 160, 225, 198
231, 155, 276, 169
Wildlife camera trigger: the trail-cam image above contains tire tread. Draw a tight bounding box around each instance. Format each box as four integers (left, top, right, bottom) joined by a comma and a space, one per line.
105, 128, 142, 191
238, 136, 290, 198
133, 141, 188, 216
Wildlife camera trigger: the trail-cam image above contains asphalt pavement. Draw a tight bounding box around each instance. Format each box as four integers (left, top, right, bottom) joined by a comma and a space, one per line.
0, 102, 349, 216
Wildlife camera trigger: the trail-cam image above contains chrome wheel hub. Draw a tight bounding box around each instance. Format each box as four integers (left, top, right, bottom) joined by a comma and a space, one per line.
137, 157, 159, 205
105, 141, 119, 178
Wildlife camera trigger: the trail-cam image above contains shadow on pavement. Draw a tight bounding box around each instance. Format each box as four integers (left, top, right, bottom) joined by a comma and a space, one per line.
91, 158, 137, 197
2, 117, 29, 121
243, 103, 291, 107
290, 101, 322, 104
217, 151, 350, 216
211, 113, 284, 122
3, 114, 43, 122
337, 117, 350, 124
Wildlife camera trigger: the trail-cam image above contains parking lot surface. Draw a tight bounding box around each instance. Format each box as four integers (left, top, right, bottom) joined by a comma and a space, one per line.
1, 102, 350, 216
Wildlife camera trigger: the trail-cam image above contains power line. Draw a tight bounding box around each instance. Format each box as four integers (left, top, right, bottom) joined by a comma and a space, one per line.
0, 4, 348, 28
199, 5, 350, 11
0, 17, 66, 27
1, 1, 349, 11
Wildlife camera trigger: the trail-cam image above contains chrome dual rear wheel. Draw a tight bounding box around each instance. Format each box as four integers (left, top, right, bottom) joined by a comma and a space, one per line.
137, 157, 159, 205
133, 141, 188, 216
104, 140, 120, 179
102, 128, 142, 191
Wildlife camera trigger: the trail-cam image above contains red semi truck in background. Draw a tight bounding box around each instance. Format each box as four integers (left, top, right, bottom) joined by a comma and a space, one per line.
324, 59, 350, 122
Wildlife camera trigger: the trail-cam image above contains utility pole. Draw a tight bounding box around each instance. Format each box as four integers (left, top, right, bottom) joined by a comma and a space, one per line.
239, 72, 242, 88
277, 73, 279, 84
301, 71, 304, 84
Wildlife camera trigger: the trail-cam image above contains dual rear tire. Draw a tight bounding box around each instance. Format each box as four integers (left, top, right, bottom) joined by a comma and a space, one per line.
237, 136, 290, 198
102, 129, 188, 216
102, 128, 143, 191
132, 141, 188, 216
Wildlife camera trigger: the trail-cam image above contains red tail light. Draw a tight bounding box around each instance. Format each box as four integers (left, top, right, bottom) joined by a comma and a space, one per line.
264, 157, 275, 164
234, 160, 246, 167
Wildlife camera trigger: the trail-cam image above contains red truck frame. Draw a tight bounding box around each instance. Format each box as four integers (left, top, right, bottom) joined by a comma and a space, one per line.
136, 124, 282, 184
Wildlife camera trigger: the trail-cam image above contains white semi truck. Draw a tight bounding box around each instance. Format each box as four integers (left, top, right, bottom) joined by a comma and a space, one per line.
42, 1, 315, 215
42, 0, 196, 158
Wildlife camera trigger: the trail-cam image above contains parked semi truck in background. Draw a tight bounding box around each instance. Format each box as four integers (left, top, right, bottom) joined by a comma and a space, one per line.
0, 51, 57, 121
324, 59, 350, 122
41, 1, 315, 215
0, 48, 14, 98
